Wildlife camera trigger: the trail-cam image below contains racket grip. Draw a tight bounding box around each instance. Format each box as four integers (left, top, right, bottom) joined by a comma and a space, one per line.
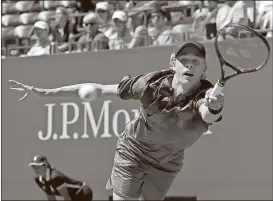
210, 81, 224, 97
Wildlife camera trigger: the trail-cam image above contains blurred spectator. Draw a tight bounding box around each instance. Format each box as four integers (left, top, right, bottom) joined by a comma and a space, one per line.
127, 12, 151, 48
256, 1, 273, 37
216, 1, 248, 30
77, 12, 109, 52
25, 21, 51, 57
149, 4, 173, 46
191, 0, 219, 39
51, 7, 79, 52
95, 2, 114, 38
76, 0, 95, 12
74, 0, 96, 30
192, 1, 219, 30
108, 11, 132, 50
124, 1, 136, 11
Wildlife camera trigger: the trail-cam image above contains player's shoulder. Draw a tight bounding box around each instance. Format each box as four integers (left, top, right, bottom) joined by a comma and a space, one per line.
121, 69, 173, 85
141, 69, 173, 84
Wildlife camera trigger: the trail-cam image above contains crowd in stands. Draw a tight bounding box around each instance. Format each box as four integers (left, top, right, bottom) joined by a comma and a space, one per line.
1, 0, 272, 58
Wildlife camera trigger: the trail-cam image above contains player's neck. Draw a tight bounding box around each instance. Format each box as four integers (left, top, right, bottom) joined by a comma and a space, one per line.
172, 86, 192, 98
172, 78, 200, 98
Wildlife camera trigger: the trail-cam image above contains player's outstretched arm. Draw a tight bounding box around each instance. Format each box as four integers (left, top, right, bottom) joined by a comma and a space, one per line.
9, 80, 119, 101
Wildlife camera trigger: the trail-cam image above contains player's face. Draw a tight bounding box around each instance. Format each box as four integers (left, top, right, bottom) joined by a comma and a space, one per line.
173, 47, 206, 90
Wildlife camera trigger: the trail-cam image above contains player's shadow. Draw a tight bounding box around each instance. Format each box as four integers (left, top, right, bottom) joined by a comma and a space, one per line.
164, 196, 197, 201
108, 196, 197, 201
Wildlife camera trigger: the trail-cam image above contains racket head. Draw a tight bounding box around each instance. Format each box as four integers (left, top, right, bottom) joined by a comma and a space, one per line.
215, 23, 270, 74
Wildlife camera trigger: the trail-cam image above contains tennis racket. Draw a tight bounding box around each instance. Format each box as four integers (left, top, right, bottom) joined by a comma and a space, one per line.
210, 23, 271, 97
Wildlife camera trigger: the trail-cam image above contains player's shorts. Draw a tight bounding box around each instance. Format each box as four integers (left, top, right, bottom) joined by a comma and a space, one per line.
106, 147, 184, 200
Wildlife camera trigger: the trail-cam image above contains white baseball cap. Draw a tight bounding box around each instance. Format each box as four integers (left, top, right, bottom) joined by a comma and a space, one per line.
33, 20, 49, 31
95, 2, 109, 11
112, 10, 127, 22
83, 12, 98, 24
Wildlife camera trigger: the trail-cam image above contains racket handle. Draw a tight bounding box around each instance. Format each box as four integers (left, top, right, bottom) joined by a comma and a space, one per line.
210, 81, 224, 97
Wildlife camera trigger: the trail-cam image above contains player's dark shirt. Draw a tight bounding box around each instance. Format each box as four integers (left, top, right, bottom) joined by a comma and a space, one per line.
35, 168, 88, 199
116, 69, 221, 170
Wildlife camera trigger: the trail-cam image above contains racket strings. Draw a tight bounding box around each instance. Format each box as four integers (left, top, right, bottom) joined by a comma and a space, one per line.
216, 26, 269, 72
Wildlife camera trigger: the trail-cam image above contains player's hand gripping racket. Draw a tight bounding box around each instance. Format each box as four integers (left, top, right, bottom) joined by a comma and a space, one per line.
210, 23, 271, 97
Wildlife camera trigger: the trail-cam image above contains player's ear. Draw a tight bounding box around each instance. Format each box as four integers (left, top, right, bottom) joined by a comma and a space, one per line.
169, 53, 176, 70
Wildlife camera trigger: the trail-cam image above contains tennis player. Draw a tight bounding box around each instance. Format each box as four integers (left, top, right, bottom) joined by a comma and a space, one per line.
10, 40, 224, 200
29, 155, 93, 201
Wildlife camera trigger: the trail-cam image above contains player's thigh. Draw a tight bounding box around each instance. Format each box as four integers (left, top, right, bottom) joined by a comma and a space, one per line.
140, 167, 182, 200
107, 151, 147, 199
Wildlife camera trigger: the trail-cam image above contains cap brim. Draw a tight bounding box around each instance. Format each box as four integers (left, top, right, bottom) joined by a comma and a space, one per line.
34, 26, 48, 31
95, 8, 107, 11
28, 162, 45, 166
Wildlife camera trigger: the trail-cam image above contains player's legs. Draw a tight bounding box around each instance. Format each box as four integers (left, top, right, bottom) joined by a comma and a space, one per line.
106, 150, 148, 200
139, 168, 181, 200
139, 153, 184, 200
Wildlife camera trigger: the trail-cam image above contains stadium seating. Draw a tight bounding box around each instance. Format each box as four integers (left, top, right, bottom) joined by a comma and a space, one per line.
43, 1, 60, 10
2, 1, 17, 15
20, 12, 39, 25
14, 25, 33, 38
30, 1, 43, 12
37, 10, 55, 22
1, 0, 272, 57
60, 1, 76, 8
2, 14, 20, 27
1, 26, 15, 40
15, 1, 35, 13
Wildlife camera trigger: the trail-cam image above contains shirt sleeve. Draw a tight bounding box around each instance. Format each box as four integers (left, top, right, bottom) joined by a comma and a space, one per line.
118, 74, 150, 100
118, 70, 172, 105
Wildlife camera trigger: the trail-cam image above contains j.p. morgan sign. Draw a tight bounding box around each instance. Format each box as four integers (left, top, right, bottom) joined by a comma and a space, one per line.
38, 100, 139, 141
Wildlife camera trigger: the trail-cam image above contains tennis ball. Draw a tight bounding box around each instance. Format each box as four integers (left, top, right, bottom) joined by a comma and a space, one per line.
78, 84, 99, 101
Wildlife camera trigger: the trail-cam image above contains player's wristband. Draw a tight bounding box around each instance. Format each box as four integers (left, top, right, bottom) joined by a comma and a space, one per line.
208, 106, 223, 115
